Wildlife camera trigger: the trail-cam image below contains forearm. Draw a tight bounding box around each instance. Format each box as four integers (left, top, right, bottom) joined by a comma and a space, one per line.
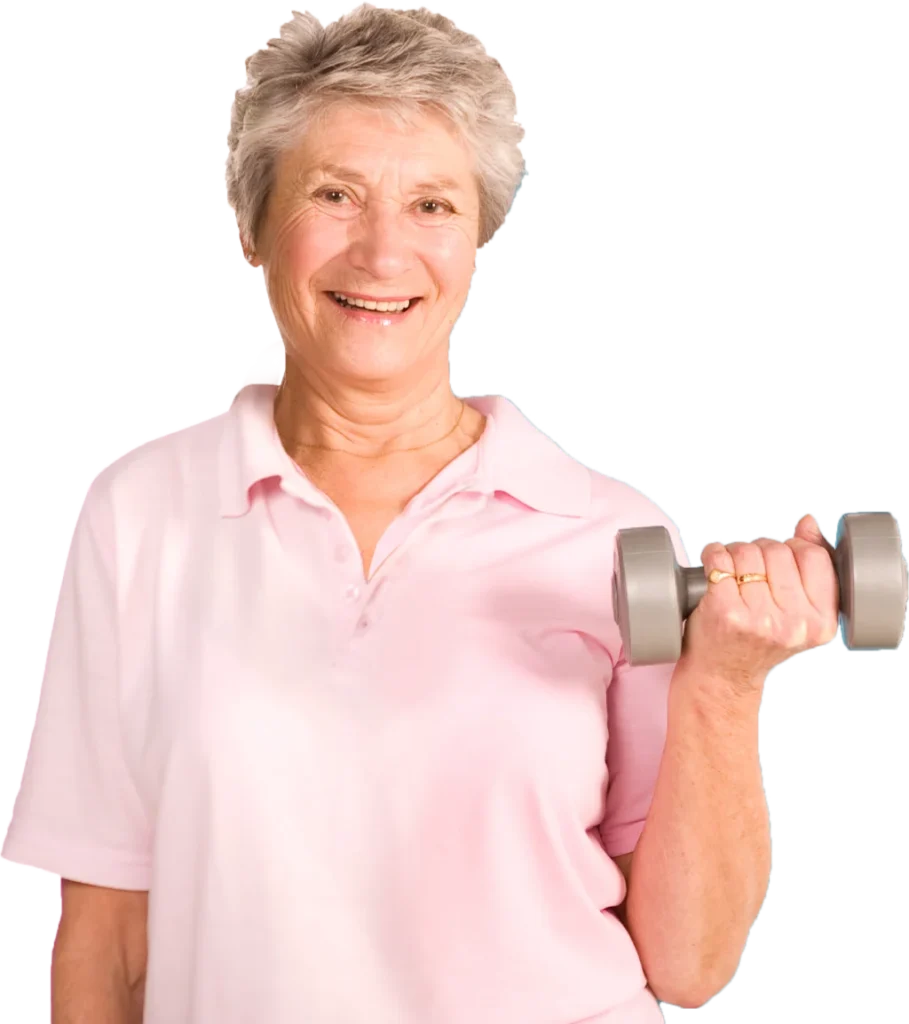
51, 952, 144, 1024
623, 660, 771, 1007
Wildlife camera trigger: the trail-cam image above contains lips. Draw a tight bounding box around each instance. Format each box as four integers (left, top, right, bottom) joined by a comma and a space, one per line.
327, 292, 421, 303
324, 292, 423, 323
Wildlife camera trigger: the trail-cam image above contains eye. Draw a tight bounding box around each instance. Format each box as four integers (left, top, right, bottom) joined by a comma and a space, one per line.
419, 200, 454, 217
316, 188, 348, 205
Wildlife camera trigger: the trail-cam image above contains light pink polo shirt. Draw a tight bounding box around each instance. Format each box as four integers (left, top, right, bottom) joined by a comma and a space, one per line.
3, 384, 689, 1024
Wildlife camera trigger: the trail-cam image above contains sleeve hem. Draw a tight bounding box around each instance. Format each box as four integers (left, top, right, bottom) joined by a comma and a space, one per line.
601, 820, 646, 859
1, 827, 151, 890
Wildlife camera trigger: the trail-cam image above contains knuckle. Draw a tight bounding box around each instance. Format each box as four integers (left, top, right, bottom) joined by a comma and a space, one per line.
822, 618, 839, 643
802, 612, 838, 646
798, 538, 823, 556
701, 541, 727, 559
760, 539, 790, 563
804, 545, 833, 569
758, 614, 775, 639
785, 618, 809, 648
786, 537, 816, 560
722, 606, 746, 628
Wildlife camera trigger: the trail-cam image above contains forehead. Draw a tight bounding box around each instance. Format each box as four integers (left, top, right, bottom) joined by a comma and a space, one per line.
279, 106, 475, 189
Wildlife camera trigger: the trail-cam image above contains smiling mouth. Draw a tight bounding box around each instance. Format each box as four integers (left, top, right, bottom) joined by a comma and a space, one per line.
327, 292, 421, 311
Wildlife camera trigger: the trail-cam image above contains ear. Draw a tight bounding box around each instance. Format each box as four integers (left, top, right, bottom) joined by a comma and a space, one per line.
239, 232, 256, 266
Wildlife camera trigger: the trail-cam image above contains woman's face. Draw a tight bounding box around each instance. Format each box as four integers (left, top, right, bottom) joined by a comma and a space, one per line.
256, 105, 481, 387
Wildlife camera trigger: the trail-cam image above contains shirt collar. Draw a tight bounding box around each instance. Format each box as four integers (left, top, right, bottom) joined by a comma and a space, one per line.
218, 384, 591, 519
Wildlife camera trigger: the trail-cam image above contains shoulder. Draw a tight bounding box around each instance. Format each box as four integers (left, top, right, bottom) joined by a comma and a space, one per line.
506, 415, 681, 535
83, 405, 230, 534
586, 467, 684, 536
579, 467, 690, 571
477, 396, 684, 535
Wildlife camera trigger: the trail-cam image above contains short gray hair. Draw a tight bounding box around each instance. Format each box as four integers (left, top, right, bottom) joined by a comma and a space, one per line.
226, 5, 527, 252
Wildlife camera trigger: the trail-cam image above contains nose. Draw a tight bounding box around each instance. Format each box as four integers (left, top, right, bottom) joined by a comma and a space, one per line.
347, 200, 413, 278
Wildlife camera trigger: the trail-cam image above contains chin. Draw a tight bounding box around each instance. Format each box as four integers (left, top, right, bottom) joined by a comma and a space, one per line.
334, 348, 418, 379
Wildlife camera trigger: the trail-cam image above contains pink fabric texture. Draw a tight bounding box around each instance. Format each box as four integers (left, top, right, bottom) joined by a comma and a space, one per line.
3, 384, 688, 1023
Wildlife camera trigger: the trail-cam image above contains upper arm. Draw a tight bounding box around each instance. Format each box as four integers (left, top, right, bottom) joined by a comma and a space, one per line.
57, 879, 149, 988
1, 477, 152, 890
598, 499, 689, 858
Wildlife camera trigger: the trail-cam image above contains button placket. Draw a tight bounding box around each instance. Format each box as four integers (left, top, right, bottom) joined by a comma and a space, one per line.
336, 489, 487, 641
374, 489, 486, 580
351, 575, 393, 635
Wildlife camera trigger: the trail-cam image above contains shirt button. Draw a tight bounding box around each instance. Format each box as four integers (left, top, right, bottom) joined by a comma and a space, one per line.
356, 616, 369, 631
344, 584, 360, 601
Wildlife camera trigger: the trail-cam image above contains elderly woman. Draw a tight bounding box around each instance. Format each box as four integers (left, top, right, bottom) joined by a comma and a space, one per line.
2, 6, 841, 1024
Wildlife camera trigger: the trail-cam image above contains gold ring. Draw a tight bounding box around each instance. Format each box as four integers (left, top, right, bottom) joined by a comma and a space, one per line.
708, 569, 737, 585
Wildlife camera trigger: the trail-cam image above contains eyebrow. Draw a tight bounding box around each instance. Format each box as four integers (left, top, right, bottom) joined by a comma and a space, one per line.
305, 162, 465, 194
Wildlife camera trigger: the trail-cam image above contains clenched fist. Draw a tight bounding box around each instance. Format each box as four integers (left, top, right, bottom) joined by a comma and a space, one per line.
679, 514, 840, 693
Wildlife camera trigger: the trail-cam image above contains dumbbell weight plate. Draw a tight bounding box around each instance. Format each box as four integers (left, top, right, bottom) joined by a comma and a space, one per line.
835, 513, 908, 649
612, 526, 686, 666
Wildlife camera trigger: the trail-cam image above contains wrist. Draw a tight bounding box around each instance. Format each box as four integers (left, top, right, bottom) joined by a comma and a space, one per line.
672, 656, 767, 714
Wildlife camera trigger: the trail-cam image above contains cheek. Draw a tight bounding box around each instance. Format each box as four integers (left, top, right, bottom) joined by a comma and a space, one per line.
424, 231, 476, 285
283, 226, 337, 281
270, 206, 338, 273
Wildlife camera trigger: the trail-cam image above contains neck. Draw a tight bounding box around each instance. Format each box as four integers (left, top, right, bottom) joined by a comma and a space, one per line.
273, 365, 470, 461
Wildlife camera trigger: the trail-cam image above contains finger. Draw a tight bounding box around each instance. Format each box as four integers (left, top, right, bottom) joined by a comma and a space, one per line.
785, 536, 840, 620
753, 537, 812, 614
725, 540, 773, 617
796, 514, 836, 557
700, 542, 738, 588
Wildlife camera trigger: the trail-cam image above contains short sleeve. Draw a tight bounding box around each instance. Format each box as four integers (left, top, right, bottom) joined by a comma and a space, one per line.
1, 477, 151, 889
598, 509, 691, 859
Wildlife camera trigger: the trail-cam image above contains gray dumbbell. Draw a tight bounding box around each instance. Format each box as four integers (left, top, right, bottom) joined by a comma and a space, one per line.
612, 512, 908, 667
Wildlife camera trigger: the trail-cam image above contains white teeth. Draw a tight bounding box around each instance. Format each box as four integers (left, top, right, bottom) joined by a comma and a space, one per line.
332, 292, 412, 312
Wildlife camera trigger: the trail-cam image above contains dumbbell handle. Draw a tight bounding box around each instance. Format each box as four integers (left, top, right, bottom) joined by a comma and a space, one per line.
681, 560, 854, 617
681, 568, 709, 618
680, 559, 842, 619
